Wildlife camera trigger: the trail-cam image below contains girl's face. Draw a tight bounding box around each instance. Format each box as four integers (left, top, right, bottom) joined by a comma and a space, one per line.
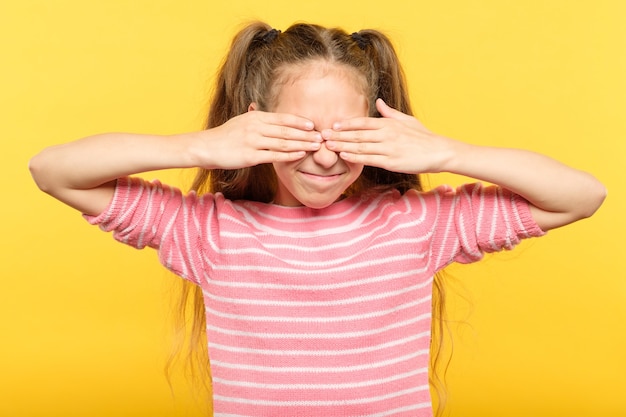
269, 63, 368, 209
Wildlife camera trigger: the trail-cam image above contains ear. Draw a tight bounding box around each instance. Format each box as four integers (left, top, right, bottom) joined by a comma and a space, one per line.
248, 102, 257, 112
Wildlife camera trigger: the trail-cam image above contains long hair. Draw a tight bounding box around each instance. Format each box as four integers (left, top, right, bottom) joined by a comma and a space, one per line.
167, 21, 449, 416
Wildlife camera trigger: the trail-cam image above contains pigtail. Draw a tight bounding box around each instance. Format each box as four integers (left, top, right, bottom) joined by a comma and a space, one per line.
352, 30, 413, 116
350, 29, 421, 194
170, 22, 279, 406
192, 22, 278, 201
208, 21, 272, 128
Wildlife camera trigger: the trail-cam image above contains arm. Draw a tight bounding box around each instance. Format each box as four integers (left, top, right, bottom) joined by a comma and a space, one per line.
324, 99, 606, 231
30, 111, 322, 216
439, 142, 605, 231
30, 132, 195, 216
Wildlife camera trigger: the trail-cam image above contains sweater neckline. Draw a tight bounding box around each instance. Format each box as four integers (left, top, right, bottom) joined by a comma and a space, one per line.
231, 190, 399, 220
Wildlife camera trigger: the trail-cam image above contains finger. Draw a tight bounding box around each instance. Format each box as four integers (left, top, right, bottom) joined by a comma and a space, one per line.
322, 128, 381, 144
330, 116, 383, 132
262, 111, 316, 131
338, 151, 389, 169
264, 124, 323, 142
259, 150, 307, 164
326, 139, 384, 156
261, 137, 322, 153
375, 98, 414, 121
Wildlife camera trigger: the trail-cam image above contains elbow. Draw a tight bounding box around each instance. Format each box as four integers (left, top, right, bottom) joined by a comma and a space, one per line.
581, 179, 607, 219
570, 174, 607, 222
538, 176, 607, 231
29, 149, 57, 195
29, 152, 48, 193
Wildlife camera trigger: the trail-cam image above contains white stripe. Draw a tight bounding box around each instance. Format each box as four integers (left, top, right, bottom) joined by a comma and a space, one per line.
159, 187, 180, 249
488, 188, 500, 251
229, 193, 387, 235
203, 252, 426, 274
213, 367, 427, 390
218, 208, 425, 252
209, 330, 431, 356
475, 184, 485, 243
213, 385, 429, 407
202, 190, 430, 270
117, 180, 143, 243
211, 349, 429, 373
456, 185, 482, 262
208, 271, 432, 292
136, 184, 157, 248
214, 403, 432, 417
207, 313, 431, 340
433, 190, 461, 268
203, 281, 429, 307
116, 178, 135, 228
510, 194, 532, 237
206, 190, 428, 254
171, 228, 190, 279
205, 295, 431, 323
500, 188, 514, 247
216, 230, 427, 255
202, 239, 427, 269
366, 403, 433, 417
181, 195, 202, 282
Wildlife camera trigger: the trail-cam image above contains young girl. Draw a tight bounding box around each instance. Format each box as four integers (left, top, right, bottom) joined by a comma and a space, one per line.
30, 21, 605, 417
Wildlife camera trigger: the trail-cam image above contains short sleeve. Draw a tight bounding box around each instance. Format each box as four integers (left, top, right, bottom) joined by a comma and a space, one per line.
425, 183, 546, 269
84, 176, 210, 284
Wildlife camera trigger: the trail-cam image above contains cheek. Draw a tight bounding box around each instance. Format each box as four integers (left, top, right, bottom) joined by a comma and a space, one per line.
349, 163, 365, 179
272, 162, 300, 188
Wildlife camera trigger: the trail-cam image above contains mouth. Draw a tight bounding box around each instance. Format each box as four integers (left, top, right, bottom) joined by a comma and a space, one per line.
299, 171, 344, 182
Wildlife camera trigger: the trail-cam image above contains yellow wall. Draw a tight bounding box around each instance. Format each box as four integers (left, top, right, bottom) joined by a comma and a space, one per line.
2, 0, 624, 416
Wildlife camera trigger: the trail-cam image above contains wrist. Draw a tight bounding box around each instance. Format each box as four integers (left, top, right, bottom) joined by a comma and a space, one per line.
434, 136, 472, 174
171, 131, 212, 169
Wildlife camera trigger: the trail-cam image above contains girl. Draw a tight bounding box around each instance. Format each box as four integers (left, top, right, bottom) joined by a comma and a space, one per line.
29, 21, 605, 417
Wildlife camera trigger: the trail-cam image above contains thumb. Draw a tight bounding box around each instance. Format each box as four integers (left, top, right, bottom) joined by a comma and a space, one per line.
376, 98, 412, 120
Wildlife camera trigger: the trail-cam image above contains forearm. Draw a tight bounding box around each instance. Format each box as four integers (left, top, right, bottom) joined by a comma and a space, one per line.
29, 132, 198, 215
30, 110, 321, 215
324, 99, 606, 230
442, 140, 606, 230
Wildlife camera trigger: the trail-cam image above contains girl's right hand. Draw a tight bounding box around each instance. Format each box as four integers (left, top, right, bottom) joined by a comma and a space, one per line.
29, 110, 321, 216
191, 110, 323, 169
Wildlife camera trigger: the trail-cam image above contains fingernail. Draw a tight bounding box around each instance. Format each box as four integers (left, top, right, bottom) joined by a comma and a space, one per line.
333, 122, 341, 130
305, 121, 314, 130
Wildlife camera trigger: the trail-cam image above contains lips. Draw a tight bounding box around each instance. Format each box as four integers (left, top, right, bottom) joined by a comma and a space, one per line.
299, 171, 344, 181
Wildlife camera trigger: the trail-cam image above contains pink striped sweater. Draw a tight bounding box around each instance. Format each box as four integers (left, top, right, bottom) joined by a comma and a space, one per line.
86, 176, 544, 417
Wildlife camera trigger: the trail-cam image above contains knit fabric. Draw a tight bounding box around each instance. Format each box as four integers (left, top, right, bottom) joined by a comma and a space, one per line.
86, 176, 544, 417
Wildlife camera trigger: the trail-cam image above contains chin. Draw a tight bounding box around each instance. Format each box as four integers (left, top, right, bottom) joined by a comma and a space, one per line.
305, 202, 334, 210
299, 195, 342, 210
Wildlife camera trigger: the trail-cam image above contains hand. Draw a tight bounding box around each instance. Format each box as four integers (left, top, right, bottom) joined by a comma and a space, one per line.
322, 99, 453, 174
194, 110, 323, 169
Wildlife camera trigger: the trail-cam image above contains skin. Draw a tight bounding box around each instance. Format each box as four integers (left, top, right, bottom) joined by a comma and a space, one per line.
29, 59, 606, 231
260, 64, 368, 208
322, 98, 606, 230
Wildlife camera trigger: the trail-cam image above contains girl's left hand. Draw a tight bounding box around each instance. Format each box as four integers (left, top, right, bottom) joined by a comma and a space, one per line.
322, 98, 454, 174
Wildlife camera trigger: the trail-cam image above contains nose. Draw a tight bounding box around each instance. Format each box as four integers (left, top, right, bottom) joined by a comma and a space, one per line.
311, 141, 339, 168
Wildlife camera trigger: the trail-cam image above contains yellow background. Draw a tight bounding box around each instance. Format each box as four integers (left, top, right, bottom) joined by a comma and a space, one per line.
2, 0, 624, 416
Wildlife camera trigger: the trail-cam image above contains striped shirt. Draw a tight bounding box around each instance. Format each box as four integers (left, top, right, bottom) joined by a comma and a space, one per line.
86, 176, 544, 417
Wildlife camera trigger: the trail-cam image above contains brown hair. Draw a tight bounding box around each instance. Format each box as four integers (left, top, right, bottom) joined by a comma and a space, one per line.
191, 21, 420, 198
168, 21, 448, 416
